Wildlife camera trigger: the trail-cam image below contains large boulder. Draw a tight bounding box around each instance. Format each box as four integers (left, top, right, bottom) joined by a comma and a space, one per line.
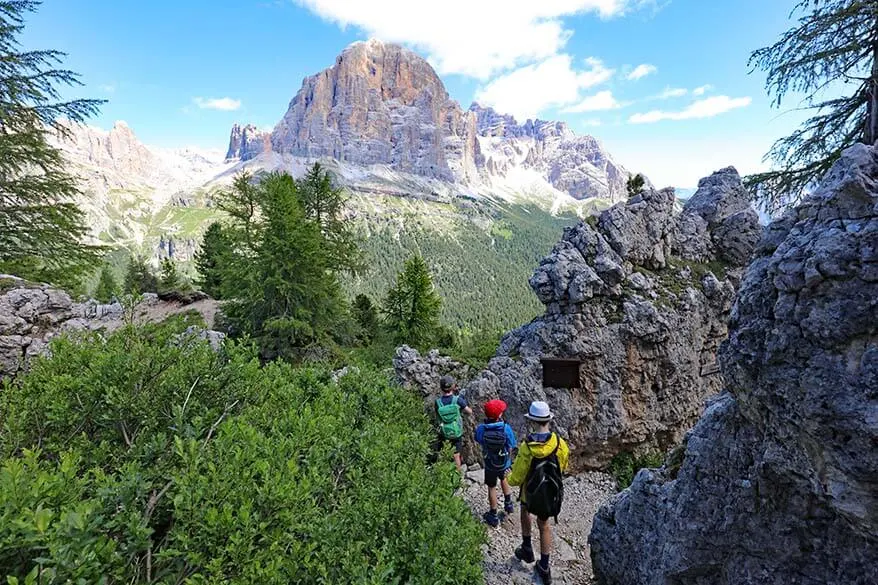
589, 143, 878, 584
464, 168, 760, 471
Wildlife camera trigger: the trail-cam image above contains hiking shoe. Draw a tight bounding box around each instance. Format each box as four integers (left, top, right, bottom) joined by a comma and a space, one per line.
536, 562, 552, 584
504, 499, 514, 514
483, 510, 500, 528
514, 545, 535, 563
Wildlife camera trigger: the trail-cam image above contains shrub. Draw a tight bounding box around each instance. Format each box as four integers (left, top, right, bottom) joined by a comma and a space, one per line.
607, 450, 666, 490
0, 321, 484, 583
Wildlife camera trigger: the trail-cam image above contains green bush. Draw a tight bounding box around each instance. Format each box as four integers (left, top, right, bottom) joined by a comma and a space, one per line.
0, 321, 484, 584
607, 450, 666, 490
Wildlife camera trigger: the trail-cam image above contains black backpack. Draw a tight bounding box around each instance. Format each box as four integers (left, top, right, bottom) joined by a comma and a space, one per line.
482, 424, 509, 473
524, 435, 564, 521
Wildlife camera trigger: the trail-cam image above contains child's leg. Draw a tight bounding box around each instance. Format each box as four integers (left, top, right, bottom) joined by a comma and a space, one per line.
537, 517, 552, 567
520, 506, 532, 538
488, 485, 498, 511
500, 476, 512, 497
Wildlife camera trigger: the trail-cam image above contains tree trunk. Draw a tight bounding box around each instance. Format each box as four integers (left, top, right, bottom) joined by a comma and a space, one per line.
865, 11, 878, 145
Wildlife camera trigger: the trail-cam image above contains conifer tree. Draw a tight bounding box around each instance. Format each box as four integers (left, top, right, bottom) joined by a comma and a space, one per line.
747, 0, 878, 210
194, 222, 231, 299
0, 0, 104, 286
93, 264, 119, 303
159, 258, 180, 292
124, 256, 158, 295
218, 171, 351, 360
353, 293, 379, 343
383, 254, 442, 348
626, 174, 645, 197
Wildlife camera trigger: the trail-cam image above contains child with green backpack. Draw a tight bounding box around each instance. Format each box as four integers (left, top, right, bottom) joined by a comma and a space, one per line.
435, 375, 473, 472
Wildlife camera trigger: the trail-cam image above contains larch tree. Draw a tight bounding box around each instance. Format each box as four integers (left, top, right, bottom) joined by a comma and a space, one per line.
747, 0, 878, 211
0, 0, 104, 285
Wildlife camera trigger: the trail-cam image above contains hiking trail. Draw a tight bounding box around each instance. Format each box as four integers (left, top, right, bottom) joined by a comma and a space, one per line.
461, 469, 616, 585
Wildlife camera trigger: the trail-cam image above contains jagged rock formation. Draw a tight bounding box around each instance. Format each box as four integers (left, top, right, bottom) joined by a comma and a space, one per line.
471, 104, 629, 201
227, 39, 631, 202
225, 123, 270, 162
269, 39, 480, 182
589, 144, 878, 584
0, 277, 221, 378
393, 345, 471, 398
463, 168, 761, 471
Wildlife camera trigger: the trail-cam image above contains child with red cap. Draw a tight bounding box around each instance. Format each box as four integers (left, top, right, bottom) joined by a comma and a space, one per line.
474, 399, 517, 527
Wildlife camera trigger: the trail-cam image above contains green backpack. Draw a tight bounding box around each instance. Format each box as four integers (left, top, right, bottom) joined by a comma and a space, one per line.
436, 396, 463, 439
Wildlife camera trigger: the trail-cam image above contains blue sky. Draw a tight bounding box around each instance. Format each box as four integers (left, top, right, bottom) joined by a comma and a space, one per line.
23, 0, 810, 187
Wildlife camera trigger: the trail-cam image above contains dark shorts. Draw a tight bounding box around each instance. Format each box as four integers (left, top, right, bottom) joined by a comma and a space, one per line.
484, 467, 508, 488
520, 501, 550, 522
437, 435, 462, 453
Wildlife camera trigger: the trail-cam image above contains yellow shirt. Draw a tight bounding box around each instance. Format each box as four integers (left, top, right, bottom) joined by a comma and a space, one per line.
508, 432, 569, 502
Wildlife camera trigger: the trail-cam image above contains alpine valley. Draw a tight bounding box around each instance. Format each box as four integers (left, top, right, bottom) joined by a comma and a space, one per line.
57, 39, 636, 330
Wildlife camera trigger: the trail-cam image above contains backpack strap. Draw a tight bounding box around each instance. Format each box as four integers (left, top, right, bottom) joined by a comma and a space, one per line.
450, 395, 458, 407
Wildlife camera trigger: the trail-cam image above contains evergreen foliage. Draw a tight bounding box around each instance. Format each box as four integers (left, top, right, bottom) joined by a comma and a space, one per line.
0, 320, 484, 583
383, 254, 443, 348
216, 168, 359, 360
747, 0, 878, 210
123, 255, 158, 295
626, 173, 645, 197
93, 264, 119, 303
193, 222, 231, 299
0, 0, 104, 287
158, 258, 180, 292
352, 293, 380, 343
347, 202, 576, 332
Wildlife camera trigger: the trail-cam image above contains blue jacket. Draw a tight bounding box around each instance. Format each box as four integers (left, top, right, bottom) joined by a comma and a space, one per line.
474, 421, 517, 471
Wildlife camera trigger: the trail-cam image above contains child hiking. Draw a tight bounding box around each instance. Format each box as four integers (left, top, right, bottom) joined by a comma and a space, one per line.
474, 399, 517, 527
435, 375, 472, 472
508, 401, 569, 585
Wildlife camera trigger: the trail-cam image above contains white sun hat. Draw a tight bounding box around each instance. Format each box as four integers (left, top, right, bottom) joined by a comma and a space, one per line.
524, 401, 554, 422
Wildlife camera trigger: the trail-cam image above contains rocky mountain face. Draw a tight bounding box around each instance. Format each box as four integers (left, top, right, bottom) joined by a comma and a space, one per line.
456, 168, 760, 470
470, 104, 629, 201
226, 39, 630, 202
589, 144, 878, 584
225, 123, 270, 162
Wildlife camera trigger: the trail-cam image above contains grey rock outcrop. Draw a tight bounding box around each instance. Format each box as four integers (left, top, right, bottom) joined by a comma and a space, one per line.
0, 279, 223, 379
589, 144, 878, 584
225, 123, 270, 162
464, 168, 759, 471
393, 345, 471, 398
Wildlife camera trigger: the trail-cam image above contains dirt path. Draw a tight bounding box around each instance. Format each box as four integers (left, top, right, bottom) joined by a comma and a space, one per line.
461, 468, 617, 585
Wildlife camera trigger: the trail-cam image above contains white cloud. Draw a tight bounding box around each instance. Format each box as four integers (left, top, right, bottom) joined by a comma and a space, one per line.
193, 97, 242, 111
628, 95, 752, 124
99, 84, 116, 94
294, 0, 632, 78
692, 84, 713, 96
627, 63, 656, 80
563, 90, 621, 113
474, 55, 613, 120
582, 119, 602, 127
655, 87, 687, 99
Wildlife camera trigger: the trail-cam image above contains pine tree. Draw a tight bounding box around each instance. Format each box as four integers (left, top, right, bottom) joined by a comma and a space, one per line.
93, 264, 119, 303
218, 171, 352, 360
297, 163, 361, 273
0, 0, 105, 286
159, 258, 180, 292
747, 0, 878, 210
353, 293, 379, 343
626, 174, 645, 197
124, 256, 158, 295
194, 222, 231, 299
382, 255, 442, 348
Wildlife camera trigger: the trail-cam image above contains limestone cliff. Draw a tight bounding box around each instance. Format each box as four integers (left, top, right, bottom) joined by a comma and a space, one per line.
589, 144, 878, 584
226, 39, 631, 202
461, 168, 760, 470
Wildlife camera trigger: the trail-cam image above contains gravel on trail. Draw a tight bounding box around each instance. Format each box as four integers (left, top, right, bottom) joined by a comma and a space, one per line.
460, 467, 617, 585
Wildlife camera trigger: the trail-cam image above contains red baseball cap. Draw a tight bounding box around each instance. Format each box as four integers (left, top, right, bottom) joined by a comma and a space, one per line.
484, 399, 507, 420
